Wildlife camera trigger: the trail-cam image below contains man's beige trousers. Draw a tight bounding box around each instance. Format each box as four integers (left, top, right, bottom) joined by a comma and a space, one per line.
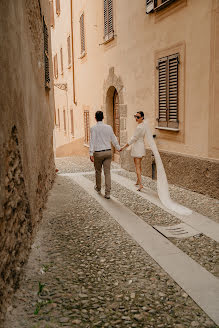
94, 150, 112, 195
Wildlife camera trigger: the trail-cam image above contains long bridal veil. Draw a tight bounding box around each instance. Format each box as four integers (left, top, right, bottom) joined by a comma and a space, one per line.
144, 119, 192, 216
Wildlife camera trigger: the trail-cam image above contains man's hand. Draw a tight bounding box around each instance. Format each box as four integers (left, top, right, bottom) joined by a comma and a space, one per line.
90, 156, 94, 162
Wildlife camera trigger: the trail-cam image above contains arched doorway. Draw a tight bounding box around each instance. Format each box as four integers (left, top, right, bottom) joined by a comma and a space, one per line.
105, 86, 120, 163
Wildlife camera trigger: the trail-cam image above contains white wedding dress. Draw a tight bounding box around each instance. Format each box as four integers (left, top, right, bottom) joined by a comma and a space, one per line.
143, 119, 192, 216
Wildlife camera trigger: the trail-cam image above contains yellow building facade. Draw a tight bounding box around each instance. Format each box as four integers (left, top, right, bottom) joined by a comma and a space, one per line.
52, 0, 219, 198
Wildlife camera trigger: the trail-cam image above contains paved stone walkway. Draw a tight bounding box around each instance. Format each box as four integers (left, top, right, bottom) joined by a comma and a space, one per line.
4, 156, 219, 328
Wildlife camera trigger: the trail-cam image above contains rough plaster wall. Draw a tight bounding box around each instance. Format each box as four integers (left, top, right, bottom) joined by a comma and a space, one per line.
0, 0, 55, 322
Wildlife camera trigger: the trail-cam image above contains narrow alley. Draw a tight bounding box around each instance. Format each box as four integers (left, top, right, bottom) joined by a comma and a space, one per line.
4, 156, 219, 328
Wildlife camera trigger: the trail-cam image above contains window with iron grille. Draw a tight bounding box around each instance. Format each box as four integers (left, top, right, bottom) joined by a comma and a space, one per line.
104, 0, 114, 42
157, 53, 179, 129
146, 0, 179, 13
60, 47, 63, 74
43, 17, 50, 88
53, 54, 58, 79
80, 13, 86, 56
63, 109, 66, 131
56, 0, 60, 15
67, 35, 71, 67
70, 109, 74, 135
50, 0, 55, 27
84, 110, 90, 145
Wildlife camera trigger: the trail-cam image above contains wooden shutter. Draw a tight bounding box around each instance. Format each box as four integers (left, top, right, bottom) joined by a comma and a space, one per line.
70, 109, 74, 134
80, 13, 85, 54
63, 109, 66, 131
168, 54, 179, 128
146, 0, 154, 13
54, 54, 58, 79
157, 54, 179, 129
67, 35, 71, 67
84, 111, 90, 144
43, 18, 50, 88
56, 0, 60, 15
158, 57, 168, 126
60, 48, 63, 74
50, 0, 55, 27
104, 0, 114, 41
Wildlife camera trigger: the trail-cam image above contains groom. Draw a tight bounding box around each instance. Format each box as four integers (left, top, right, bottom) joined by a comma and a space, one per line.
89, 111, 121, 199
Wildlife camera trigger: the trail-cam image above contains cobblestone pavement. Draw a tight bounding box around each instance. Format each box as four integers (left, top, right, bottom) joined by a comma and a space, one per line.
4, 156, 218, 328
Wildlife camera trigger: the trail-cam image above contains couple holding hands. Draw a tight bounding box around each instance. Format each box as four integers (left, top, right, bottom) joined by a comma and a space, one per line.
89, 110, 146, 199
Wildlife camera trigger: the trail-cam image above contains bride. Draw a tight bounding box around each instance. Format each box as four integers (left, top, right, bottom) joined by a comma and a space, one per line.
120, 111, 192, 216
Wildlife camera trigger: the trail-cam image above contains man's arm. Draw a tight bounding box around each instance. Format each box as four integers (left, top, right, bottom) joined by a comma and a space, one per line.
89, 128, 94, 162
110, 127, 121, 151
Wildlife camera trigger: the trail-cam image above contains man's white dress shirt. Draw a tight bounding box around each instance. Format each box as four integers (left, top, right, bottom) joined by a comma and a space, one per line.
89, 121, 121, 156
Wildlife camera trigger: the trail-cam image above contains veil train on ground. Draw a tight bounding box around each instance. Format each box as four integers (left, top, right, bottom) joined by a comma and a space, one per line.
144, 119, 192, 216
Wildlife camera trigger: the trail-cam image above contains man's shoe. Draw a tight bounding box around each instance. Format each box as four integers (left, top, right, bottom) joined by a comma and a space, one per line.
94, 186, 101, 194
104, 194, 110, 199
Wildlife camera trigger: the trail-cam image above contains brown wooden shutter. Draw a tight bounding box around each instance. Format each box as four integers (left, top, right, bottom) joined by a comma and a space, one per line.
56, 0, 60, 15
80, 13, 85, 54
50, 0, 55, 27
104, 0, 114, 41
67, 35, 71, 67
60, 48, 63, 74
43, 18, 50, 88
158, 54, 179, 129
158, 57, 168, 127
70, 109, 74, 134
54, 109, 57, 125
84, 111, 90, 144
168, 54, 179, 128
63, 109, 66, 131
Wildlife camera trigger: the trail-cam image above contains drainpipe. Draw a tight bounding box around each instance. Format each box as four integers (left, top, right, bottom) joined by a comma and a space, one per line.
70, 0, 76, 105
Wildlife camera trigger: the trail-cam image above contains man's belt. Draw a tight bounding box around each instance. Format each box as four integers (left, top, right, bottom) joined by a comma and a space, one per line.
94, 149, 111, 153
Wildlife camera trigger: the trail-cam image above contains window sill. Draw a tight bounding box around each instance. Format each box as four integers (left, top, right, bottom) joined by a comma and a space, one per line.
155, 0, 178, 12
67, 64, 72, 69
84, 143, 89, 148
79, 51, 86, 59
103, 33, 114, 44
155, 126, 179, 132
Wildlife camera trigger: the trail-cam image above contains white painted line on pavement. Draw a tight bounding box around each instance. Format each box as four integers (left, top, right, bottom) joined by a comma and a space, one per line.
111, 173, 219, 243
63, 173, 219, 326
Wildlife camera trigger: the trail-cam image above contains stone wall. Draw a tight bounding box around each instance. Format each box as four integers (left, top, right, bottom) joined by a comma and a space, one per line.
0, 0, 55, 323
121, 149, 219, 200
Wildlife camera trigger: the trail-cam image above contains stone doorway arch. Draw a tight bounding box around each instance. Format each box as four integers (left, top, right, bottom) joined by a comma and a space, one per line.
103, 67, 127, 163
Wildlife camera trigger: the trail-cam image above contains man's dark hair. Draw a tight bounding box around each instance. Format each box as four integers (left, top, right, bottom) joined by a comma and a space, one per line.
95, 111, 104, 121
137, 111, 144, 119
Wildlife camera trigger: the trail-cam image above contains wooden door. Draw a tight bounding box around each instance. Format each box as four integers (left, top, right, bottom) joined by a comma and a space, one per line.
113, 90, 120, 162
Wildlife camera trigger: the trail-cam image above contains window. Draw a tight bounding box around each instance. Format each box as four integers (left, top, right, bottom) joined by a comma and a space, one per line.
70, 109, 74, 135
63, 109, 66, 131
54, 109, 57, 125
67, 35, 71, 67
57, 108, 60, 128
104, 0, 114, 42
56, 0, 60, 15
84, 110, 90, 145
157, 53, 179, 129
43, 18, 50, 88
50, 0, 55, 27
146, 0, 179, 13
60, 48, 63, 74
80, 13, 86, 56
53, 54, 58, 79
